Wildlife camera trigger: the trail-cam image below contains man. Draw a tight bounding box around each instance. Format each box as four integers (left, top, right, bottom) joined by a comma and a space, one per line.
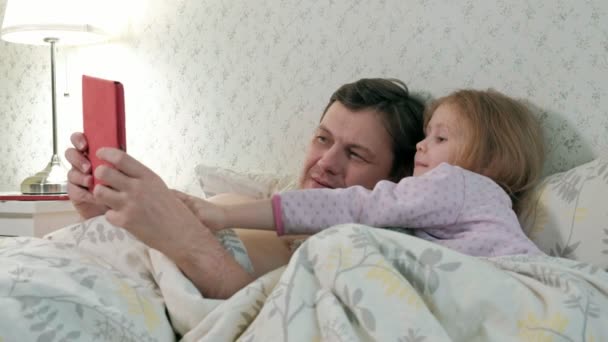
65, 78, 424, 298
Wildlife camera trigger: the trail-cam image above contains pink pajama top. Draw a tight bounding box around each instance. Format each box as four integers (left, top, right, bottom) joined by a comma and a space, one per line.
271, 163, 542, 257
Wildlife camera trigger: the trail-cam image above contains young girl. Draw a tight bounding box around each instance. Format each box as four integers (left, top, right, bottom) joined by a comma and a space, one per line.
179, 89, 546, 257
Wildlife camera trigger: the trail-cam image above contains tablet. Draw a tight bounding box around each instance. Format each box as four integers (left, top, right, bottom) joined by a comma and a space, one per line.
82, 75, 126, 190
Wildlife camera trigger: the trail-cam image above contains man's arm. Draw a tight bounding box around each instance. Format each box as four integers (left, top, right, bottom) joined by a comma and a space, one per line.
205, 193, 292, 278
92, 147, 254, 298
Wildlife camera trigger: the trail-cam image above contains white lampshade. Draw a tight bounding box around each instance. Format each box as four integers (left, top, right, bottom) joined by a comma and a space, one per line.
1, 0, 113, 45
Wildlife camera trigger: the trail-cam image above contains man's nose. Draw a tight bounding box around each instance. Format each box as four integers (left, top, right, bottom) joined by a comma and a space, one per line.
317, 146, 344, 175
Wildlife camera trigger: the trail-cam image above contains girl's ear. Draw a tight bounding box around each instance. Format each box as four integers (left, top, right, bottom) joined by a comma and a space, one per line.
478, 156, 500, 182
479, 166, 493, 178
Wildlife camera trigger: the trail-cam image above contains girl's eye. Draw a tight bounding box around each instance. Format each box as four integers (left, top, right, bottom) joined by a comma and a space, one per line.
316, 136, 328, 143
436, 136, 447, 142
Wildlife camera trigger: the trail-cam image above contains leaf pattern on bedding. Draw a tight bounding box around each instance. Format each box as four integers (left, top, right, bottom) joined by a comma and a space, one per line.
526, 264, 601, 341
341, 286, 376, 332
552, 169, 582, 204
517, 312, 570, 341
3, 216, 608, 341
537, 179, 578, 259
519, 288, 603, 342
238, 299, 265, 334
398, 329, 428, 342
594, 161, 608, 183
226, 224, 608, 341
14, 293, 155, 342
572, 262, 601, 275
525, 158, 607, 269
530, 264, 572, 291
114, 278, 162, 331
0, 218, 176, 342
59, 220, 127, 246
10, 292, 152, 341
551, 241, 582, 259
365, 261, 423, 307
489, 256, 605, 342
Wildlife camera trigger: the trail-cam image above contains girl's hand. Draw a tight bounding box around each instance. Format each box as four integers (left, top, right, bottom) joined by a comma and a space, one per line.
172, 190, 227, 232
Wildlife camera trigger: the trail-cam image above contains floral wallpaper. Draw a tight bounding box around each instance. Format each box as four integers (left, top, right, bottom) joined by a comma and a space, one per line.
1, 0, 607, 194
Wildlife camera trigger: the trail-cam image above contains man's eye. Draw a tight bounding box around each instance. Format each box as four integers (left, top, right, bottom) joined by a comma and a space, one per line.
316, 136, 328, 143
349, 151, 366, 162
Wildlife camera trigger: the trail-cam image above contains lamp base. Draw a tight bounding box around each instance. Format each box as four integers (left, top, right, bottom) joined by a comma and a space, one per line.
21, 154, 68, 194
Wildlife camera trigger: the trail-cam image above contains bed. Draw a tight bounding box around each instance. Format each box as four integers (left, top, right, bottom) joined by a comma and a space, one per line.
0, 155, 606, 341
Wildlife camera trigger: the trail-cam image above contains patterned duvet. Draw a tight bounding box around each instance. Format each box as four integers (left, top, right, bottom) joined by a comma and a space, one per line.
1, 216, 607, 341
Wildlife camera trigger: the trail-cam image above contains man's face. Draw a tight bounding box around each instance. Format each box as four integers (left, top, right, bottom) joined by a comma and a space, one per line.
299, 102, 394, 190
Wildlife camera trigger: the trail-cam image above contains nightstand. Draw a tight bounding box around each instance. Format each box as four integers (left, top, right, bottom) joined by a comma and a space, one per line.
0, 200, 82, 237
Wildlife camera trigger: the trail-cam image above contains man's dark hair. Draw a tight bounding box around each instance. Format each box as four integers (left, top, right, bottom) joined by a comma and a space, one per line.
322, 78, 425, 180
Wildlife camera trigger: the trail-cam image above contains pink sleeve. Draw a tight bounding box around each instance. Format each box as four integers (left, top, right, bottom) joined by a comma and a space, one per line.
278, 163, 466, 235
271, 194, 285, 236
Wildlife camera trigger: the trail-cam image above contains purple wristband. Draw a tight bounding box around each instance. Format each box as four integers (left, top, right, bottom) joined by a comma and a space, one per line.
271, 194, 285, 236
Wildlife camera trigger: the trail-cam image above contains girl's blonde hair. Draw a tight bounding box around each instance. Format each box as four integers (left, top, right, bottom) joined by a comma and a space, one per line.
424, 89, 545, 215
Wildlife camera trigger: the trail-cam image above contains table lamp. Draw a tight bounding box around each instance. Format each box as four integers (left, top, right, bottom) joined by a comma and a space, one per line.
1, 0, 110, 194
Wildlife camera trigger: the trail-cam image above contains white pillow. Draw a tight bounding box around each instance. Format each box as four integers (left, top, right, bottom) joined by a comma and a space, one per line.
195, 164, 297, 199
521, 156, 608, 270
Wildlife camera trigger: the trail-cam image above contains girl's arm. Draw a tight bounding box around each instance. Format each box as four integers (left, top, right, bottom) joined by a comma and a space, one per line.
221, 199, 276, 230
272, 163, 466, 235
177, 164, 468, 236
173, 190, 275, 231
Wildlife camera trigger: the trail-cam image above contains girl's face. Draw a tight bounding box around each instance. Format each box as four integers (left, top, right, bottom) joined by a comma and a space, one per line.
413, 104, 469, 176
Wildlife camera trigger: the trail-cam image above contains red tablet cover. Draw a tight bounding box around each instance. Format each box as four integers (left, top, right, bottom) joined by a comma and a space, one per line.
82, 75, 126, 190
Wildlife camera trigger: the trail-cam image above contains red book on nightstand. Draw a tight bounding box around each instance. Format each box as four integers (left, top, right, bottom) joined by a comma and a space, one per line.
0, 192, 70, 201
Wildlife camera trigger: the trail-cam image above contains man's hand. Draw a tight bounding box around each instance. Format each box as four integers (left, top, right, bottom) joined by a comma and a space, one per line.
92, 147, 255, 298
64, 132, 109, 219
92, 148, 210, 261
